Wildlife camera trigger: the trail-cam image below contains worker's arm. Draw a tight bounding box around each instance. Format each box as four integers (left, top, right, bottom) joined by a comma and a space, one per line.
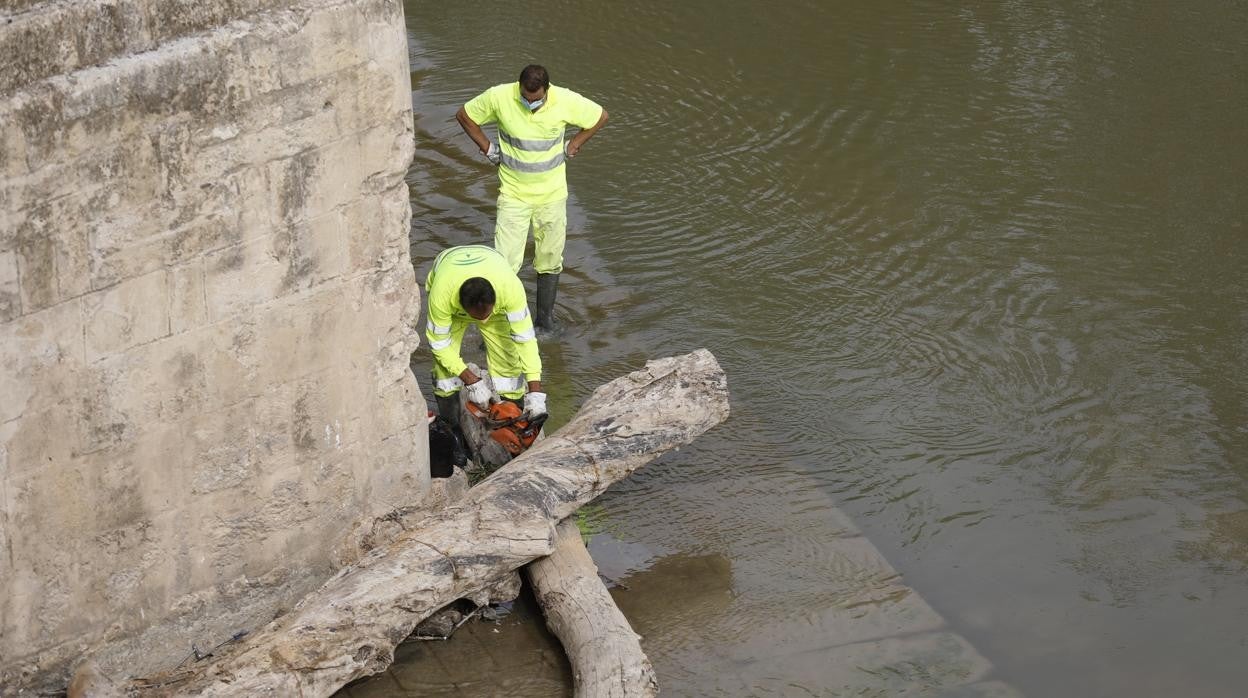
455, 106, 492, 156
566, 109, 608, 158
426, 301, 469, 379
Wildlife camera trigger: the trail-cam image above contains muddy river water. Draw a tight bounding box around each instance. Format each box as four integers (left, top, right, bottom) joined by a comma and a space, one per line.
347, 1, 1248, 695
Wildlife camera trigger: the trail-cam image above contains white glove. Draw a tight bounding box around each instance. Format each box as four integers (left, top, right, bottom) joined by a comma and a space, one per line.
484, 141, 501, 165
464, 380, 492, 409
523, 391, 547, 420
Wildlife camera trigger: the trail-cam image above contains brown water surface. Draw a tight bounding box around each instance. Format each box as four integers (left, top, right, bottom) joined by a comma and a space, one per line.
355, 1, 1248, 695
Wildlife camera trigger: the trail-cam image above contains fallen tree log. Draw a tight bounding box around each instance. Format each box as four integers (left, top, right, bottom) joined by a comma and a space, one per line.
527, 520, 659, 697
460, 367, 659, 696
92, 349, 727, 697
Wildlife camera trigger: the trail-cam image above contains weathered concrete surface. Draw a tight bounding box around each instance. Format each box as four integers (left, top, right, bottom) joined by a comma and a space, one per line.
0, 0, 426, 692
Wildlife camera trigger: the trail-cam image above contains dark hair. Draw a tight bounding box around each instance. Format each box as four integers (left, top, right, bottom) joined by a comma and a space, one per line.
519, 64, 550, 92
459, 277, 495, 312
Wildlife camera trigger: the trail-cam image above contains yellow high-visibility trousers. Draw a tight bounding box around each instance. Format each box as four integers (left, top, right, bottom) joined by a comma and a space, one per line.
493, 195, 567, 274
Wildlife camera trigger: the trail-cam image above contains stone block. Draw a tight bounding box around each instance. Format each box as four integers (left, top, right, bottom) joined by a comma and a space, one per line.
304, 6, 380, 81
286, 377, 337, 456
87, 205, 248, 294
374, 363, 426, 439
145, 0, 233, 47
9, 194, 98, 309
169, 261, 208, 335
249, 298, 333, 388
266, 148, 321, 226
364, 425, 427, 512
332, 66, 390, 136
343, 198, 390, 275
75, 361, 138, 457
3, 159, 84, 229
274, 76, 348, 141
83, 270, 170, 362
0, 7, 78, 98
0, 1, 155, 96
309, 136, 376, 220
13, 204, 57, 313
203, 235, 289, 321
82, 327, 213, 438
236, 15, 316, 95
225, 164, 273, 237
3, 402, 79, 485
358, 117, 415, 192
1, 110, 31, 179
140, 40, 252, 122
236, 36, 286, 96
97, 518, 171, 620
126, 422, 193, 516
55, 222, 92, 303
376, 193, 418, 278
296, 366, 370, 450
0, 298, 85, 425
4, 538, 78, 650
0, 250, 20, 322
84, 451, 151, 534
200, 320, 262, 407
283, 209, 349, 292
11, 89, 79, 179
184, 398, 260, 497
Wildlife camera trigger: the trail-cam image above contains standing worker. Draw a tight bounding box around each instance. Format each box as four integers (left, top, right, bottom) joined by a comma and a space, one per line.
425, 245, 546, 427
455, 64, 609, 333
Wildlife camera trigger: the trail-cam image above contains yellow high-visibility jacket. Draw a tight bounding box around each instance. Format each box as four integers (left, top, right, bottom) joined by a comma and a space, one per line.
464, 83, 604, 205
424, 245, 541, 381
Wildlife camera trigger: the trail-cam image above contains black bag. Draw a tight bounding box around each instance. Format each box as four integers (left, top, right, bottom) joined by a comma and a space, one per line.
428, 415, 468, 478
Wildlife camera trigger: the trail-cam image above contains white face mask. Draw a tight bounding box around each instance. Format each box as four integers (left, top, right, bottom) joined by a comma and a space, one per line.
520, 96, 545, 111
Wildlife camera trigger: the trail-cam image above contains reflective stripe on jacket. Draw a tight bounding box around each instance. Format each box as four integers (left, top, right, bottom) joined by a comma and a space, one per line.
464, 83, 604, 204
424, 245, 541, 381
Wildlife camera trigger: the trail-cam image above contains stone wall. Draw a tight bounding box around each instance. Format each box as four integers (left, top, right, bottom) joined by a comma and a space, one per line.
0, 0, 428, 690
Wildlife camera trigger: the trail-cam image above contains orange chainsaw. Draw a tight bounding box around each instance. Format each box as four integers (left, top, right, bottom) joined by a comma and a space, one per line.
463, 400, 547, 456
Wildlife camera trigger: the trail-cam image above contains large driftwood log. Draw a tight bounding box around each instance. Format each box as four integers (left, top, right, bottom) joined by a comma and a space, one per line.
100, 350, 727, 697
461, 368, 658, 696
527, 520, 659, 697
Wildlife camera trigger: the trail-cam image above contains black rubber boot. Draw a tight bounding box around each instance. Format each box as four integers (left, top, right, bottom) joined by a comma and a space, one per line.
435, 393, 462, 431
535, 272, 560, 333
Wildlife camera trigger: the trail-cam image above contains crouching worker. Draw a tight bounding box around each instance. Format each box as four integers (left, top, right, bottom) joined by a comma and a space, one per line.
425, 245, 546, 430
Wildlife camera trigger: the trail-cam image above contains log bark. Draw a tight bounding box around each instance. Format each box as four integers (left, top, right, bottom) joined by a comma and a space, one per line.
527, 520, 659, 697
100, 349, 727, 697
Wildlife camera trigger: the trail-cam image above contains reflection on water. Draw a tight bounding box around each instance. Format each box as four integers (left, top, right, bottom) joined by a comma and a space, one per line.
383, 0, 1248, 695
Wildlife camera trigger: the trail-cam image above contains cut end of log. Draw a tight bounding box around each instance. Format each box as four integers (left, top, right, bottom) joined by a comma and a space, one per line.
527, 520, 659, 697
